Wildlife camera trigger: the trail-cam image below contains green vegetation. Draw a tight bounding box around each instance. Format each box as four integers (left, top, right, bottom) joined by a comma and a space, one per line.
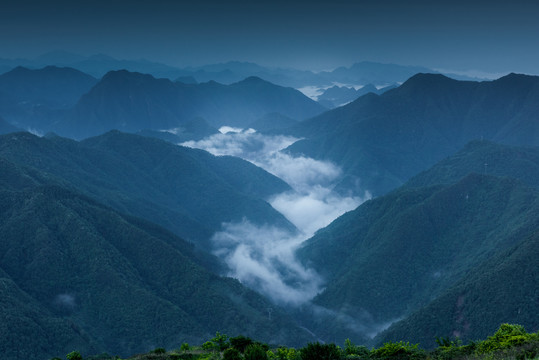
0, 162, 314, 360
0, 131, 293, 249
58, 324, 538, 360
298, 139, 539, 344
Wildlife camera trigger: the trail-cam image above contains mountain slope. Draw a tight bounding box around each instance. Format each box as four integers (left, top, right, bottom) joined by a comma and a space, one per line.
376, 229, 539, 348
0, 180, 314, 359
405, 140, 539, 190
0, 131, 293, 247
0, 66, 97, 130
0, 66, 97, 108
297, 141, 539, 343
287, 73, 539, 196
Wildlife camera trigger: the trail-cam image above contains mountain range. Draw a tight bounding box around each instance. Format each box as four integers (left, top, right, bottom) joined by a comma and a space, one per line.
0, 52, 486, 88
0, 66, 325, 139
0, 58, 538, 359
286, 72, 539, 196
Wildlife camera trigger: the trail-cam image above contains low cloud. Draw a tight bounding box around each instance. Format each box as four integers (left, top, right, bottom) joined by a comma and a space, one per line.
212, 220, 323, 305
270, 186, 368, 237
182, 128, 370, 304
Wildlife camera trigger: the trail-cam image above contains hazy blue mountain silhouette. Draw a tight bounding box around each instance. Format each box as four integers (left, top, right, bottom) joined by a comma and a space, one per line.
57, 71, 325, 139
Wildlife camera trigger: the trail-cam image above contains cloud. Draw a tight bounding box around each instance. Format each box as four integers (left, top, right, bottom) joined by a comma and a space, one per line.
53, 293, 76, 311
182, 129, 297, 159
212, 219, 324, 305
182, 127, 371, 305
270, 186, 368, 236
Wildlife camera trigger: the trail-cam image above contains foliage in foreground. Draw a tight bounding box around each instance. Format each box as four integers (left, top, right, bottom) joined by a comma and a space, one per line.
56, 324, 539, 360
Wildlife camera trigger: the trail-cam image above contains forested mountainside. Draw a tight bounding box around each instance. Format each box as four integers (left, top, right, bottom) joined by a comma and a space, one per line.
0, 131, 293, 247
0, 157, 315, 360
297, 140, 539, 344
287, 73, 539, 196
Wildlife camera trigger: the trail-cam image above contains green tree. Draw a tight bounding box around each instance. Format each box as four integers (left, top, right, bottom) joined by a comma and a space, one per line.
66, 351, 83, 360
300, 342, 341, 360
371, 341, 424, 360
223, 347, 243, 360
180, 342, 190, 352
244, 344, 269, 360
203, 341, 217, 351
231, 335, 254, 353
212, 332, 231, 351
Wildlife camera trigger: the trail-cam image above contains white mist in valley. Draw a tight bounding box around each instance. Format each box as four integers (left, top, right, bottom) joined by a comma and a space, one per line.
182, 127, 371, 305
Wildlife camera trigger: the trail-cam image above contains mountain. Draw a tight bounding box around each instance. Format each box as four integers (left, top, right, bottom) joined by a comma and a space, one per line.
0, 163, 315, 359
62, 70, 188, 137
0, 66, 97, 130
287, 73, 539, 197
30, 51, 187, 80
0, 66, 97, 108
319, 61, 436, 84
297, 140, 539, 344
0, 131, 293, 247
54, 71, 325, 139
405, 140, 539, 190
317, 83, 396, 108
376, 228, 539, 348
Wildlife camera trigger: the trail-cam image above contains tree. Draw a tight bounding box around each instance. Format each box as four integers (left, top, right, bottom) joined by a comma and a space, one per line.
66, 351, 83, 360
223, 347, 243, 360
300, 343, 341, 360
212, 332, 231, 351
244, 344, 269, 360
231, 335, 254, 353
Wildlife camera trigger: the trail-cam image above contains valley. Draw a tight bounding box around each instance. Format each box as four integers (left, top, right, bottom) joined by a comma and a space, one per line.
0, 58, 538, 360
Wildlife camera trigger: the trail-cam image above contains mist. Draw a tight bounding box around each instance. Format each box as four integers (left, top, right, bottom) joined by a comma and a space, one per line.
182, 128, 370, 304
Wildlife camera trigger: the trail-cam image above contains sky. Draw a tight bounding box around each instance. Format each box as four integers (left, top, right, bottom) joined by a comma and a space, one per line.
1, 0, 539, 74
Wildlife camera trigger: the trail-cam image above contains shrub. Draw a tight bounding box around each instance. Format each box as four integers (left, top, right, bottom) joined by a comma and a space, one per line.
244, 344, 269, 360
66, 351, 83, 360
231, 335, 254, 353
152, 347, 166, 354
371, 341, 425, 360
300, 342, 341, 360
223, 347, 243, 360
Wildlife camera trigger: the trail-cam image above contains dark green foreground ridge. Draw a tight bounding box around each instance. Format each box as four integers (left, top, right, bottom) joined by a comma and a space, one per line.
55, 324, 539, 360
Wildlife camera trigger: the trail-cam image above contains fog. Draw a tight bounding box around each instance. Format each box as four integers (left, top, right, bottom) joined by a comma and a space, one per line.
182, 128, 370, 304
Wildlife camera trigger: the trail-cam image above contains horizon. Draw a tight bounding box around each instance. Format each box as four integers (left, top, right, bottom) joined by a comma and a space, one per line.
1, 0, 539, 76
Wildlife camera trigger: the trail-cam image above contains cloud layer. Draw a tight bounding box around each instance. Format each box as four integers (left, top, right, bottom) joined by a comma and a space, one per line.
182, 128, 370, 304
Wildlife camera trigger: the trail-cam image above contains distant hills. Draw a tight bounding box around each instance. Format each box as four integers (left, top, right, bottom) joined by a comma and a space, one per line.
0, 67, 325, 139
317, 83, 396, 108
298, 140, 539, 345
0, 52, 487, 87
0, 66, 97, 131
60, 71, 324, 138
287, 73, 539, 196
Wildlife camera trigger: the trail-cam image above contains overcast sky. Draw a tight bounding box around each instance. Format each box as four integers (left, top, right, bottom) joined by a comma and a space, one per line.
2, 0, 539, 74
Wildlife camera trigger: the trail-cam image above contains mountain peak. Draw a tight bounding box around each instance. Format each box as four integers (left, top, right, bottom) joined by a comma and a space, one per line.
236, 75, 269, 85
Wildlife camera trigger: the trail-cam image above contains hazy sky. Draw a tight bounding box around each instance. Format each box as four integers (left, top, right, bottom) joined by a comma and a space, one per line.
2, 0, 539, 73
